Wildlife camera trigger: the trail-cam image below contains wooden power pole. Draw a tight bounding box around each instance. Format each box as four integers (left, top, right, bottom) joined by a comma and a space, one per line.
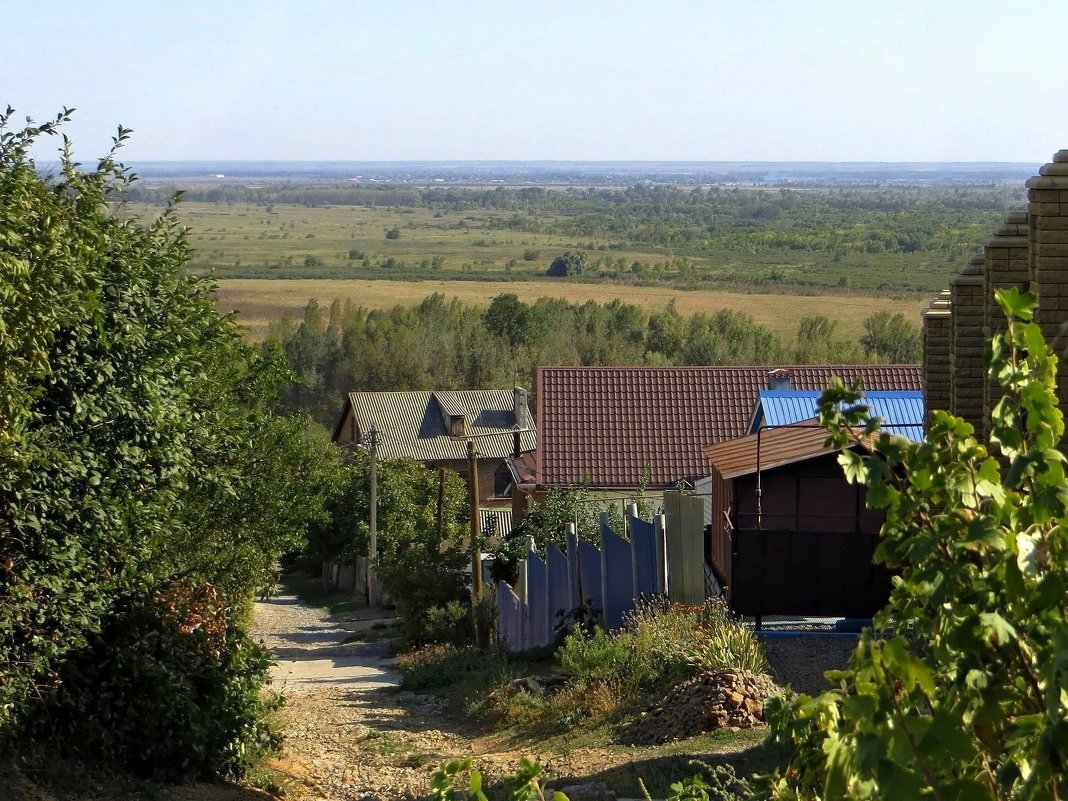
467, 439, 484, 646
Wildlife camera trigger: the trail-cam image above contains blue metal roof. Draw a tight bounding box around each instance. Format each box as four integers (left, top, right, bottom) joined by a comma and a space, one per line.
750, 389, 925, 442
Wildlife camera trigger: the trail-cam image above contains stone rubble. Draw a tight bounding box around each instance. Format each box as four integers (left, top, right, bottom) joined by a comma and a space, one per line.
621, 668, 780, 745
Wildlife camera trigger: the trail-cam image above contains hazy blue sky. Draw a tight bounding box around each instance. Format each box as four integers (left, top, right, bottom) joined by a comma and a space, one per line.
8, 1, 1067, 162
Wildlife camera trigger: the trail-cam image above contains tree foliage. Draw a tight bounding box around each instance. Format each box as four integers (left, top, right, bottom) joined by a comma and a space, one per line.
859, 310, 922, 363
0, 109, 333, 777
760, 288, 1067, 800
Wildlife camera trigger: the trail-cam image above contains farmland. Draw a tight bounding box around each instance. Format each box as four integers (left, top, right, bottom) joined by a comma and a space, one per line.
120, 182, 1019, 338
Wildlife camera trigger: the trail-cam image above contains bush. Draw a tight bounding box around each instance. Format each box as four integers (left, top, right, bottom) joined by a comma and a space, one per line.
30, 580, 282, 781
421, 601, 471, 646
548, 599, 769, 727
546, 250, 589, 277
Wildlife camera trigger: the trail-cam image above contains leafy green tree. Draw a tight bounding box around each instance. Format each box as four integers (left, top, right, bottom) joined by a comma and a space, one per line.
859, 310, 921, 362
760, 289, 1067, 800
0, 109, 332, 776
311, 455, 470, 636
546, 250, 590, 277
792, 315, 864, 363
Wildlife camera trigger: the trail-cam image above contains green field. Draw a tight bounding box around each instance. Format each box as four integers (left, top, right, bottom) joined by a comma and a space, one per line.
129, 200, 968, 296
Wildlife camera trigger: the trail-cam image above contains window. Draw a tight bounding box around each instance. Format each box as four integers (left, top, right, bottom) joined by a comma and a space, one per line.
449, 416, 465, 437
494, 465, 512, 498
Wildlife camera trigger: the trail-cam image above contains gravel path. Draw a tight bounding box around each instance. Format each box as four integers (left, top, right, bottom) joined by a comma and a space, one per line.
250, 593, 399, 692
250, 592, 472, 800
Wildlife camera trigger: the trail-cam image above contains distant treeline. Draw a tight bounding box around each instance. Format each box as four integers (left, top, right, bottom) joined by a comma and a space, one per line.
127, 183, 1021, 262
270, 292, 920, 427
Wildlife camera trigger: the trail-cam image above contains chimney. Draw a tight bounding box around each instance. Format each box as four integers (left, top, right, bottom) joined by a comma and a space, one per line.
513, 387, 528, 427
767, 368, 793, 391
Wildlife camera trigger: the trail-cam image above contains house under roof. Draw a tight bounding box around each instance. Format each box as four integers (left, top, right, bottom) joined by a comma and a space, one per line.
332, 389, 536, 461
749, 389, 925, 442
534, 365, 922, 489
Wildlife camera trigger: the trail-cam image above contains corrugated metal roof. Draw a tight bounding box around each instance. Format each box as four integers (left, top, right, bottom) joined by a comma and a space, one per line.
702, 422, 868, 480
536, 365, 922, 488
479, 508, 513, 538
753, 390, 925, 442
340, 390, 536, 461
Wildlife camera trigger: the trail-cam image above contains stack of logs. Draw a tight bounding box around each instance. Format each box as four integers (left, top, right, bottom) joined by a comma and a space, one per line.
622, 668, 780, 745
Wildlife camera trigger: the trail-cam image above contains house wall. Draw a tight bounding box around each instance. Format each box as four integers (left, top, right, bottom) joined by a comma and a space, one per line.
730, 453, 882, 534
433, 457, 513, 509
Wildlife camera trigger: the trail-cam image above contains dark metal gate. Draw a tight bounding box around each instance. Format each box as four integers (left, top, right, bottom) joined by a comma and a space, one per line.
729, 528, 891, 618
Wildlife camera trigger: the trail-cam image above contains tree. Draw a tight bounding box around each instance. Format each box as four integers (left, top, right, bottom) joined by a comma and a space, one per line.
0, 109, 332, 777
309, 455, 471, 640
792, 315, 864, 363
546, 250, 590, 277
760, 289, 1067, 800
859, 310, 921, 362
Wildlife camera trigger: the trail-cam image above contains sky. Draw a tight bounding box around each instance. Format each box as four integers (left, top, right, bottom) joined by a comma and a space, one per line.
7, 0, 1068, 162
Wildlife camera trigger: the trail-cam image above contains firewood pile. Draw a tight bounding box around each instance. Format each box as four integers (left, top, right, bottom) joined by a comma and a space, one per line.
622, 668, 780, 745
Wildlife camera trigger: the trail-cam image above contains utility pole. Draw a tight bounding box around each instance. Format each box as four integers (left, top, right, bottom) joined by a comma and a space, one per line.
467, 439, 483, 599
467, 439, 483, 646
366, 425, 380, 607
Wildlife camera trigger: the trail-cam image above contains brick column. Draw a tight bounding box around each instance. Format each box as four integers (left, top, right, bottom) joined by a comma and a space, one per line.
950, 256, 986, 434
1026, 150, 1068, 420
982, 211, 1030, 437
922, 290, 952, 428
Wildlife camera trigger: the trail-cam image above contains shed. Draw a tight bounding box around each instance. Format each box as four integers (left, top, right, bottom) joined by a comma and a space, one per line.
702, 423, 891, 622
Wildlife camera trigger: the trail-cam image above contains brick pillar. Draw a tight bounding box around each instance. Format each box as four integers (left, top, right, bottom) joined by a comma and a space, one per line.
983, 211, 1030, 437
950, 256, 986, 434
1026, 150, 1068, 420
922, 290, 952, 428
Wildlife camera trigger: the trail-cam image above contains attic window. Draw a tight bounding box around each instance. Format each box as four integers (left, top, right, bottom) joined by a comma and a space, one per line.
449, 416, 466, 437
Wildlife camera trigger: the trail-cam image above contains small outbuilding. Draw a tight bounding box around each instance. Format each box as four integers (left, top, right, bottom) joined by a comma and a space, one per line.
702, 422, 892, 623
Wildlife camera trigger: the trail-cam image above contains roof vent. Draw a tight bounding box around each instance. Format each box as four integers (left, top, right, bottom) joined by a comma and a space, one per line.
767, 368, 793, 391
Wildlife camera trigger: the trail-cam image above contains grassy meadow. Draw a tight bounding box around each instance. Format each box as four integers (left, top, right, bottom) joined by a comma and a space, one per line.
120, 200, 949, 340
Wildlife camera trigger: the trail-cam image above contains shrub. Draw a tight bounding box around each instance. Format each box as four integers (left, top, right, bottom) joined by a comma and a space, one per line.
30, 580, 282, 781
546, 250, 589, 277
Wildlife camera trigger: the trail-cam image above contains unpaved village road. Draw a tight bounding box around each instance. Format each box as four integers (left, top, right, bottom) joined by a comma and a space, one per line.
248, 594, 856, 801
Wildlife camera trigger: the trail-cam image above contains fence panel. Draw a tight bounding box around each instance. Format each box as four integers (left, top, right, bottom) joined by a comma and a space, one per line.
497, 581, 524, 650
577, 539, 603, 614
602, 526, 635, 630
526, 548, 549, 647
630, 516, 658, 597
547, 543, 571, 635
664, 492, 706, 604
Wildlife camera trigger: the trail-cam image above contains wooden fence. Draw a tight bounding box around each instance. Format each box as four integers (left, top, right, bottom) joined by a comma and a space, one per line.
496, 491, 706, 651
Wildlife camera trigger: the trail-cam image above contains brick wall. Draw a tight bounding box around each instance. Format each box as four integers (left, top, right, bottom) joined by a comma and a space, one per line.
923, 149, 1068, 443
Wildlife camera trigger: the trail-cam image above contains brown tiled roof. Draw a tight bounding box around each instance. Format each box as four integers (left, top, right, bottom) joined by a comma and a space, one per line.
536, 365, 922, 488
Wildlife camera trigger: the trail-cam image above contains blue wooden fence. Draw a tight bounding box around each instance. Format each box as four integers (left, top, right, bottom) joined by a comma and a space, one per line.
497, 494, 706, 651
